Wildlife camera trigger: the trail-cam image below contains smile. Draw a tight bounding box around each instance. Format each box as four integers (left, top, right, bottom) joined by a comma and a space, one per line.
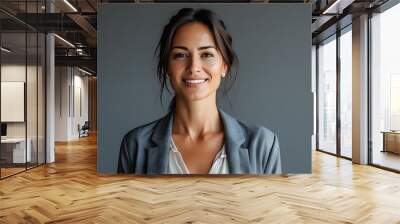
183, 78, 209, 85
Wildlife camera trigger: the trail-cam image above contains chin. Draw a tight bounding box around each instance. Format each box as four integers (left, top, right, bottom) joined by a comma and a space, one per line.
186, 95, 209, 102
181, 92, 215, 103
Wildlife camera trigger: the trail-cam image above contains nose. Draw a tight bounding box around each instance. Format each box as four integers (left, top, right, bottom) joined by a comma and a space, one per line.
189, 54, 201, 74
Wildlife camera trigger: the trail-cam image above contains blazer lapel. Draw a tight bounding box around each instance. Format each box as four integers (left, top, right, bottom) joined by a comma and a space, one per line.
219, 109, 250, 174
146, 112, 173, 174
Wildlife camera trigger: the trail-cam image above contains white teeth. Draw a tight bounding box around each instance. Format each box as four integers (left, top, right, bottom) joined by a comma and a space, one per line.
184, 79, 207, 84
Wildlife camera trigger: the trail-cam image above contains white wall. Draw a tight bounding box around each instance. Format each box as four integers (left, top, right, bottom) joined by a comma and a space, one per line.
1, 65, 40, 137
1, 66, 26, 140
55, 66, 89, 141
55, 66, 70, 141
72, 72, 89, 138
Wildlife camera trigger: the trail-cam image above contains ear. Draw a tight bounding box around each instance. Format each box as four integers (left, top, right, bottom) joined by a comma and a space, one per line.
222, 63, 228, 77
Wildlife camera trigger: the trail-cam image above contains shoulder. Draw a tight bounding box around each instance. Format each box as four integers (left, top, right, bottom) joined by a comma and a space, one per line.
119, 116, 166, 173
218, 109, 278, 148
235, 120, 279, 157
237, 120, 277, 144
122, 115, 167, 143
123, 120, 158, 141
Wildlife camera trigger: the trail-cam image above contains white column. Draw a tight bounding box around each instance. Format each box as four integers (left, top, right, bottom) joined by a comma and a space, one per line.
46, 1, 55, 163
352, 14, 369, 164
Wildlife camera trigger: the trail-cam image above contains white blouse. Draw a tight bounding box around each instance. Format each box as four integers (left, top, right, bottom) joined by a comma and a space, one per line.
168, 137, 229, 174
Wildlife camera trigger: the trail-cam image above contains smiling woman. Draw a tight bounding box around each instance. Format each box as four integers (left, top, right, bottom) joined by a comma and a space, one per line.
117, 8, 282, 175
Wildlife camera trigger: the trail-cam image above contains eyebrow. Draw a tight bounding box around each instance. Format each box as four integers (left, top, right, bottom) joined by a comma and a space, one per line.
171, 46, 216, 50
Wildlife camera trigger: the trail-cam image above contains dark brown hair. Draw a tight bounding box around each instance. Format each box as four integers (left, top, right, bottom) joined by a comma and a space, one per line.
155, 8, 239, 111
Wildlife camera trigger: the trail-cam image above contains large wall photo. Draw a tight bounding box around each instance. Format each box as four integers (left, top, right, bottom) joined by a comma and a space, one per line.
98, 3, 312, 174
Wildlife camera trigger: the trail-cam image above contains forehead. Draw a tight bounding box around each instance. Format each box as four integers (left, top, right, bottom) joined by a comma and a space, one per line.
171, 22, 216, 47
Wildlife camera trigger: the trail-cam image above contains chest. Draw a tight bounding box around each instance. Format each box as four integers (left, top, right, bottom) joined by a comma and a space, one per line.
171, 133, 224, 174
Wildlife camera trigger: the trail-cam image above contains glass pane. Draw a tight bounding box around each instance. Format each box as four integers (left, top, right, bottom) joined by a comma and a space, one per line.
38, 32, 45, 165
371, 3, 400, 171
318, 36, 337, 154
340, 29, 352, 158
0, 1, 46, 178
1, 31, 27, 177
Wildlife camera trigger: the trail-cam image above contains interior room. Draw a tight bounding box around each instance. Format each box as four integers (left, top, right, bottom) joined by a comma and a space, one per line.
0, 0, 399, 223
1, 28, 46, 177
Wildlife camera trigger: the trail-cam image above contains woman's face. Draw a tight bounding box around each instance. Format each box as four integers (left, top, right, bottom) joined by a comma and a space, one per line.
167, 22, 227, 103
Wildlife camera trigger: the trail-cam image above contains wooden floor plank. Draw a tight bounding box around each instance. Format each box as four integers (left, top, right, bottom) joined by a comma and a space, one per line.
0, 134, 400, 223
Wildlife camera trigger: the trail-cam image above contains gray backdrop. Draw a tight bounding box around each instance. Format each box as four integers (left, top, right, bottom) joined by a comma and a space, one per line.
98, 3, 312, 173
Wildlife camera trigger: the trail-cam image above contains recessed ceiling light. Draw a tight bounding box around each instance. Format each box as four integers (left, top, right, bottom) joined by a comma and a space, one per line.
63, 0, 78, 12
322, 0, 354, 15
1, 47, 11, 53
54, 34, 75, 48
78, 67, 93, 76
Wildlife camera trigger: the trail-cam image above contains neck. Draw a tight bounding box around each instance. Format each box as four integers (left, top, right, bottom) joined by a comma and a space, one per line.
172, 95, 223, 140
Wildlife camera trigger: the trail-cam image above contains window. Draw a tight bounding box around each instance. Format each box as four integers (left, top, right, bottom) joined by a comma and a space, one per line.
370, 2, 400, 171
339, 28, 352, 158
318, 35, 337, 154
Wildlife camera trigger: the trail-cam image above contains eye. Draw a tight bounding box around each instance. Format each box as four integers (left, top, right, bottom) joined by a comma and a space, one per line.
172, 52, 188, 59
201, 52, 214, 58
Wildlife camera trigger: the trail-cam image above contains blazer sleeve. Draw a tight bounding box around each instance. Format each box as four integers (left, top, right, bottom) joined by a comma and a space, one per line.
117, 134, 134, 173
263, 134, 282, 174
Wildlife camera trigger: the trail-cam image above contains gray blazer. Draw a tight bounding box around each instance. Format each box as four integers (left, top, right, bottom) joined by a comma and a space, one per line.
118, 109, 282, 174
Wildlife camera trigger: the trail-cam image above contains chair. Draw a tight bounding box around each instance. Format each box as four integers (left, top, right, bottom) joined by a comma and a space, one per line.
78, 121, 90, 138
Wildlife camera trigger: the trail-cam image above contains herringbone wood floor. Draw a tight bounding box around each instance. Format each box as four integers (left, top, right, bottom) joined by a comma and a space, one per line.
1, 134, 400, 223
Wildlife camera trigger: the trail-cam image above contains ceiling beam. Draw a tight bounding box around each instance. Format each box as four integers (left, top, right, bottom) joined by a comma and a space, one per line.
55, 55, 96, 72
67, 13, 97, 46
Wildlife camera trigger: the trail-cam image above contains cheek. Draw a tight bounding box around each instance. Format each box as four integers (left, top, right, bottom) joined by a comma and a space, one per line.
168, 61, 185, 78
204, 58, 219, 68
204, 59, 224, 78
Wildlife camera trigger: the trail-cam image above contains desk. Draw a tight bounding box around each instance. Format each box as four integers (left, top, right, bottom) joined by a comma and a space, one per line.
1, 138, 32, 163
381, 131, 400, 154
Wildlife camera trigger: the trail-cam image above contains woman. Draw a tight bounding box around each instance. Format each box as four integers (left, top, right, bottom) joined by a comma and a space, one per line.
118, 8, 282, 174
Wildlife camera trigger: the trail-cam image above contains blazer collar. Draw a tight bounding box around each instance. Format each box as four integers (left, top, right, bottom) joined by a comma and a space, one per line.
218, 109, 250, 174
147, 112, 173, 174
147, 108, 250, 174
